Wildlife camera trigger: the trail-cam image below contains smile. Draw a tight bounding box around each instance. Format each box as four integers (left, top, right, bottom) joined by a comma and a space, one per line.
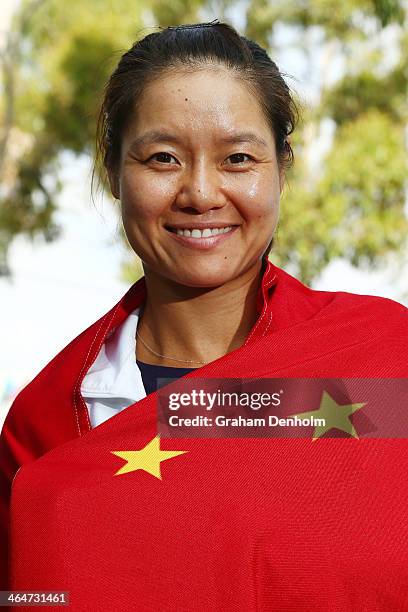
167, 226, 234, 237
164, 225, 239, 250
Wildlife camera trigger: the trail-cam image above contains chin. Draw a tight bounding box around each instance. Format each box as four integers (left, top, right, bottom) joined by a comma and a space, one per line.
166, 263, 239, 289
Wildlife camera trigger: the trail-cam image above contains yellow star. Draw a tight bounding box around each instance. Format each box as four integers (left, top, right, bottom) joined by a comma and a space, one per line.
111, 436, 188, 479
290, 390, 366, 441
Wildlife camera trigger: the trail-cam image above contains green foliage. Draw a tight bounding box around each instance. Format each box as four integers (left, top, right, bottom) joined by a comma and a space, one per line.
1, 0, 146, 270
274, 110, 408, 283
247, 0, 403, 39
148, 0, 205, 26
316, 110, 407, 263
319, 41, 408, 125
121, 255, 145, 284
372, 0, 405, 26
245, 0, 277, 49
42, 32, 117, 153
0, 136, 61, 256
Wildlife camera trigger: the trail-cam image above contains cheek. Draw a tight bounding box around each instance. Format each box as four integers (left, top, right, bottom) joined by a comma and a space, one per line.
233, 173, 280, 221
120, 172, 172, 222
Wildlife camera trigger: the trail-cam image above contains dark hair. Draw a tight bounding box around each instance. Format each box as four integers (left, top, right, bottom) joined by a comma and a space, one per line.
93, 20, 300, 260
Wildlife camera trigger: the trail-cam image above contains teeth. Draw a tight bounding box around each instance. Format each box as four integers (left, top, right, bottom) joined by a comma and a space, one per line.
175, 226, 233, 237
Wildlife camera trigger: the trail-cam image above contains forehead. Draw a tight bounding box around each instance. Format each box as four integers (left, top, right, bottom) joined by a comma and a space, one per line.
124, 67, 273, 145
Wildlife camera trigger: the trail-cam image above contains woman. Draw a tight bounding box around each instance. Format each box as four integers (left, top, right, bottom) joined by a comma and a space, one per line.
1, 21, 407, 611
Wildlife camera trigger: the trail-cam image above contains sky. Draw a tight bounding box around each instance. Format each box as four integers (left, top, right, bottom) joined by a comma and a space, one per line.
1, 0, 407, 427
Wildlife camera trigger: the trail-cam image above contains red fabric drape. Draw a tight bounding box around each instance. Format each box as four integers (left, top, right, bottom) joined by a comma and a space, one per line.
1, 261, 407, 610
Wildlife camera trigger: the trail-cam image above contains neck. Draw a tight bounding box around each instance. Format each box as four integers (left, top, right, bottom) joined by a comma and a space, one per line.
136, 260, 264, 367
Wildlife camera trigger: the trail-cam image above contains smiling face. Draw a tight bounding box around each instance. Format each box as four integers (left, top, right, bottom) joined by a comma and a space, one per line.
108, 65, 284, 288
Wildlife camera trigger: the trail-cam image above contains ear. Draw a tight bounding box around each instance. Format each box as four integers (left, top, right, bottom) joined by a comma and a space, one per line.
107, 168, 120, 200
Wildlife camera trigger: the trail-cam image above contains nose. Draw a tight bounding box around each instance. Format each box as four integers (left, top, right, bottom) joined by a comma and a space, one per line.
174, 158, 226, 213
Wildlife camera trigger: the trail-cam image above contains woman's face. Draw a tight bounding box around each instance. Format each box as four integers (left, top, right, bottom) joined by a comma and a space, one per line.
109, 66, 284, 288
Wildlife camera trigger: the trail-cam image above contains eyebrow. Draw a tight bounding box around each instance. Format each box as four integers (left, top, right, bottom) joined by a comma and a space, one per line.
129, 130, 269, 150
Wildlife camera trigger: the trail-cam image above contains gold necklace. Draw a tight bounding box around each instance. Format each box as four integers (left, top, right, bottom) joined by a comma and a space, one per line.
135, 328, 208, 365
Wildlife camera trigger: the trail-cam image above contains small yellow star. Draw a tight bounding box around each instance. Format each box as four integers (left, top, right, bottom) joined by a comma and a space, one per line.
291, 390, 366, 441
111, 436, 188, 479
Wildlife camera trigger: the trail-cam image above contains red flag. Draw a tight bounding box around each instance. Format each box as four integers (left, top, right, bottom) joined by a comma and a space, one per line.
2, 260, 408, 610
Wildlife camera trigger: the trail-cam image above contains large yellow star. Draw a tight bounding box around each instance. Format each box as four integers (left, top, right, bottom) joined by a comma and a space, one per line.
111, 436, 188, 479
290, 390, 366, 441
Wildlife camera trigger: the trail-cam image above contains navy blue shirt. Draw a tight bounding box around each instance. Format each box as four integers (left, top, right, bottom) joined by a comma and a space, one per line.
136, 359, 196, 395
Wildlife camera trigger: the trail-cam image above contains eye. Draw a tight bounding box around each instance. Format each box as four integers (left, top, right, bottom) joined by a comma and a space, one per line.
226, 153, 254, 165
146, 152, 254, 166
147, 152, 178, 164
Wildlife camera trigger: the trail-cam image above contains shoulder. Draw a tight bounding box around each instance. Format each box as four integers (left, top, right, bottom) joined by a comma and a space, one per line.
298, 282, 408, 361
317, 287, 407, 325
270, 264, 407, 332
264, 265, 407, 375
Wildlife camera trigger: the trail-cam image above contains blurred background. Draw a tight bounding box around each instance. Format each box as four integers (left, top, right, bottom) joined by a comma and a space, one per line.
1, 0, 407, 426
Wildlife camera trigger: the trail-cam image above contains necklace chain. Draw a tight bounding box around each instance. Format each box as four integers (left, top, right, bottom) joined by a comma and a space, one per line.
135, 328, 208, 365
